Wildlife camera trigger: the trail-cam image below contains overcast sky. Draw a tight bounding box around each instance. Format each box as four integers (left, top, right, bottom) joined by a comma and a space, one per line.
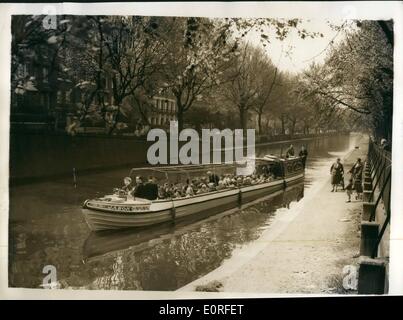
245, 19, 349, 74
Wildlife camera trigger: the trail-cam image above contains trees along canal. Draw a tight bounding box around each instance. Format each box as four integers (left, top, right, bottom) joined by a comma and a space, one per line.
300, 20, 393, 141
14, 16, 378, 136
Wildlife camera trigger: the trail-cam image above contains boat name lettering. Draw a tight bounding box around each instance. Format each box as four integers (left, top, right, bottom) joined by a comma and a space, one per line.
88, 202, 149, 212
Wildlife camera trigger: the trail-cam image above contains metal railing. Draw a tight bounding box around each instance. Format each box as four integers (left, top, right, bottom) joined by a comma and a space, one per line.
367, 139, 391, 258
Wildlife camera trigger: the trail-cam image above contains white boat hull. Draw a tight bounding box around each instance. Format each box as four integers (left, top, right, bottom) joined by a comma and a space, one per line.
82, 173, 304, 231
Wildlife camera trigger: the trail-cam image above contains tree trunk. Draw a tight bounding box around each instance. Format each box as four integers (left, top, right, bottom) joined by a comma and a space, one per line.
290, 119, 296, 136
175, 95, 185, 132
258, 112, 262, 135
280, 115, 286, 135
108, 101, 121, 135
239, 105, 247, 131
177, 107, 184, 132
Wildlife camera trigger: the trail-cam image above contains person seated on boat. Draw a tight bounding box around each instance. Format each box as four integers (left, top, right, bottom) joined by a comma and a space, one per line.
207, 171, 220, 186
197, 184, 209, 194
261, 165, 270, 176
161, 183, 171, 198
266, 174, 274, 182
243, 176, 252, 186
236, 176, 244, 187
208, 182, 217, 192
221, 174, 231, 186
286, 144, 295, 158
158, 185, 167, 199
121, 176, 133, 193
216, 180, 226, 191
185, 184, 195, 197
132, 176, 147, 199
142, 176, 159, 200
271, 163, 282, 179
251, 174, 260, 184
173, 187, 182, 198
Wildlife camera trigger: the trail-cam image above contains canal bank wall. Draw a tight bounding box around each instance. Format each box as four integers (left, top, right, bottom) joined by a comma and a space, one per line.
10, 131, 346, 183
178, 134, 369, 294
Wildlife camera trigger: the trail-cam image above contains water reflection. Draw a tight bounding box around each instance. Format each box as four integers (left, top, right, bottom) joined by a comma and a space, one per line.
80, 184, 304, 291
8, 134, 353, 290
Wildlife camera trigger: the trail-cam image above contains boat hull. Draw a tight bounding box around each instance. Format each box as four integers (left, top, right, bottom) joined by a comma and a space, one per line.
82, 173, 304, 231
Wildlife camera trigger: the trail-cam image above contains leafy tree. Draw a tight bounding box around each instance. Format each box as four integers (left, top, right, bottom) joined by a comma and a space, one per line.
301, 20, 393, 141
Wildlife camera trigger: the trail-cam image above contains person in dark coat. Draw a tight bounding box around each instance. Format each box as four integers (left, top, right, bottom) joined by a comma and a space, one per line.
143, 176, 159, 200
349, 158, 363, 200
207, 171, 220, 186
330, 158, 344, 192
299, 146, 308, 168
133, 176, 147, 199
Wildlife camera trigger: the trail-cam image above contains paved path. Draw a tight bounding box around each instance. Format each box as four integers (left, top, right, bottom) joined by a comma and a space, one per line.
179, 135, 368, 294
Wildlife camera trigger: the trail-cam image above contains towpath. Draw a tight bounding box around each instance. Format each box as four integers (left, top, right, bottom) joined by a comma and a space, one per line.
179, 135, 368, 294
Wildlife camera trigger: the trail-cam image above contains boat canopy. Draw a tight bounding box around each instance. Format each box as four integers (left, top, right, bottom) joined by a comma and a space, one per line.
128, 157, 283, 184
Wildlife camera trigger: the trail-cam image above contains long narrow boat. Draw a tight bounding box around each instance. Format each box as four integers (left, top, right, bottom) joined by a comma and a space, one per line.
83, 182, 305, 259
82, 155, 305, 231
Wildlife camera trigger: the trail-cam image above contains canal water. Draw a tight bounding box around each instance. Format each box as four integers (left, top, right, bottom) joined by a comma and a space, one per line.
8, 134, 358, 290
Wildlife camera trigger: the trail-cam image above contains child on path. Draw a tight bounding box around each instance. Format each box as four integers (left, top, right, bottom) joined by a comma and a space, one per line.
345, 178, 353, 203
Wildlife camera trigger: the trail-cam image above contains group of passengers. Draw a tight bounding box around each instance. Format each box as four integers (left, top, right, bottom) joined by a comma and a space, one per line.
157, 170, 277, 200
117, 167, 279, 201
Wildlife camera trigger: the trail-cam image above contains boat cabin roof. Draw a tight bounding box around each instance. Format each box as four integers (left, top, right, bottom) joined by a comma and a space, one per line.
128, 155, 305, 177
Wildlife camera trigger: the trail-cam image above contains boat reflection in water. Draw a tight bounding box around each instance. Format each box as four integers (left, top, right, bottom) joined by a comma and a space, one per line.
81, 182, 304, 290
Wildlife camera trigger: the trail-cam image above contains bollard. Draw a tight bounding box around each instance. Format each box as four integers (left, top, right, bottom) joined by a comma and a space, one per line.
364, 182, 372, 191
358, 256, 386, 294
363, 190, 372, 202
360, 221, 379, 256
362, 202, 376, 221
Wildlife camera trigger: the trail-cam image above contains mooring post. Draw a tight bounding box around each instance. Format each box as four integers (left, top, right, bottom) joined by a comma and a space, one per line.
237, 189, 242, 208
358, 256, 386, 294
362, 202, 376, 221
360, 221, 379, 256
363, 190, 372, 202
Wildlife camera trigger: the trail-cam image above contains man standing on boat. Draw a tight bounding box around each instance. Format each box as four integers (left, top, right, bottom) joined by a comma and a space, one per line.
299, 146, 308, 168
207, 171, 220, 186
286, 144, 295, 158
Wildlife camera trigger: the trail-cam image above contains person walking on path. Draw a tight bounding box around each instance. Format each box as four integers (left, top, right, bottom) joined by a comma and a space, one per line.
349, 158, 363, 200
345, 178, 353, 202
330, 158, 344, 192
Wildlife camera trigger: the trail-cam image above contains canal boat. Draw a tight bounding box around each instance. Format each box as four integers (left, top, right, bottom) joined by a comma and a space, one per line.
83, 182, 305, 259
82, 155, 305, 231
